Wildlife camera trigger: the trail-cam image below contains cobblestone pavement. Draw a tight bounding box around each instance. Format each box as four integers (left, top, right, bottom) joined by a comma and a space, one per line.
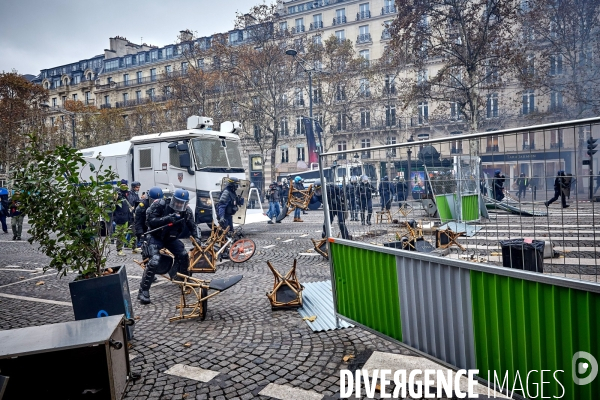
0, 210, 461, 400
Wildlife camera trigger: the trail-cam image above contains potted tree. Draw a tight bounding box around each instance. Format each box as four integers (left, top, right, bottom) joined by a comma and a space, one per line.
11, 134, 135, 337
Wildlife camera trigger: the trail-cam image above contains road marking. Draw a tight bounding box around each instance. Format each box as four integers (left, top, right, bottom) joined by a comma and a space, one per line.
259, 383, 323, 400
164, 364, 219, 382
263, 245, 276, 249
299, 234, 309, 237
298, 253, 320, 256
0, 275, 48, 288
3, 265, 23, 268
282, 239, 294, 243
0, 268, 43, 273
0, 292, 72, 306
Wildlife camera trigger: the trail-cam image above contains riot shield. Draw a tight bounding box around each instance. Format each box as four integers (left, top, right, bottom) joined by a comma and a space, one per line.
221, 177, 250, 226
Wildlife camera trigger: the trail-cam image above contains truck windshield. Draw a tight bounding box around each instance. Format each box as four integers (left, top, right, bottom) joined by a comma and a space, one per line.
191, 138, 244, 171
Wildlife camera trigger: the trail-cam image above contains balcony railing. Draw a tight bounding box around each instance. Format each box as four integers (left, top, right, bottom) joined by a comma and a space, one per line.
381, 30, 392, 40
100, 103, 112, 109
486, 145, 500, 152
359, 90, 371, 98
357, 33, 372, 44
356, 10, 371, 20
383, 85, 396, 95
310, 21, 323, 30
333, 16, 347, 25
382, 5, 397, 15
294, 99, 305, 107
291, 25, 305, 34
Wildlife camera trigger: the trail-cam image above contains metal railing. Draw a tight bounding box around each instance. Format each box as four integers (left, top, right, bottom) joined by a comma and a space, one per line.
356, 10, 371, 20
333, 16, 347, 25
356, 33, 372, 44
310, 21, 323, 30
381, 5, 397, 14
318, 116, 600, 283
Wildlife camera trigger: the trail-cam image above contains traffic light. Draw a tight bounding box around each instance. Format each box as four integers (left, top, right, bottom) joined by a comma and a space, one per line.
588, 137, 598, 156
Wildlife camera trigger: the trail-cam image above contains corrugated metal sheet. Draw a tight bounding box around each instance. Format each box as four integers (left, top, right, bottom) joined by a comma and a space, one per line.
330, 243, 402, 341
297, 280, 353, 332
471, 270, 600, 400
397, 257, 476, 370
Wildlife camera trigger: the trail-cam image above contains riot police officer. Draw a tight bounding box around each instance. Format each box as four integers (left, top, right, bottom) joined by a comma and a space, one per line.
493, 170, 506, 201
346, 176, 359, 221
358, 175, 375, 225
217, 177, 244, 232
378, 175, 394, 211
312, 180, 350, 240
138, 188, 200, 305
133, 186, 164, 253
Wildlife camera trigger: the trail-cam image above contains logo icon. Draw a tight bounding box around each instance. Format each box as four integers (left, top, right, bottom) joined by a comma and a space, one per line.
178, 172, 184, 183
572, 351, 598, 385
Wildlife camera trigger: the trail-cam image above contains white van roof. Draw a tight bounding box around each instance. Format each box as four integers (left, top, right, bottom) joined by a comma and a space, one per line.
130, 129, 240, 145
79, 141, 132, 158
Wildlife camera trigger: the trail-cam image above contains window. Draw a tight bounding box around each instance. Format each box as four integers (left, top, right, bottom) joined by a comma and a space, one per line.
418, 102, 429, 124
150, 68, 157, 81
450, 135, 463, 154
359, 78, 370, 97
313, 86, 322, 104
550, 54, 563, 76
73, 75, 81, 84
148, 88, 155, 100
104, 95, 110, 105
165, 65, 172, 75
337, 112, 347, 131
136, 91, 142, 102
313, 35, 322, 45
385, 105, 396, 126
358, 25, 370, 42
253, 124, 261, 140
359, 49, 370, 62
360, 108, 370, 128
52, 98, 57, 107
281, 147, 289, 163
85, 92, 91, 105
486, 136, 499, 152
297, 146, 305, 161
107, 77, 113, 85
62, 96, 67, 105
522, 132, 535, 150
136, 71, 142, 83
296, 116, 305, 135
486, 93, 499, 118
550, 129, 564, 148
72, 94, 78, 101
335, 8, 346, 24
123, 73, 129, 85
361, 138, 371, 158
151, 50, 158, 61
197, 59, 205, 69
123, 93, 129, 103
295, 88, 304, 106
550, 90, 563, 110
181, 62, 188, 74
386, 136, 397, 156
450, 101, 462, 120
166, 47, 173, 58
336, 85, 346, 101
295, 18, 304, 33
280, 117, 289, 136
522, 90, 535, 114
523, 55, 535, 76
384, 75, 395, 94
338, 140, 347, 152
335, 30, 345, 42
485, 62, 499, 83
50, 116, 55, 126
312, 14, 323, 29
279, 21, 287, 31
359, 3, 370, 18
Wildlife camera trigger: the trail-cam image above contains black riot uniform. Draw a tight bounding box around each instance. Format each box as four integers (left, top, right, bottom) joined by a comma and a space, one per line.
137, 190, 200, 305
312, 181, 350, 240
345, 178, 359, 221
357, 176, 375, 225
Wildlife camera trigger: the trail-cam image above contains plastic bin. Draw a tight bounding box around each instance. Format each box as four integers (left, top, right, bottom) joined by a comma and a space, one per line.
499, 239, 545, 273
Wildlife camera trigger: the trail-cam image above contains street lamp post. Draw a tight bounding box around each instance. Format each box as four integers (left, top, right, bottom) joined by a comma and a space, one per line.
406, 135, 414, 197
285, 49, 324, 153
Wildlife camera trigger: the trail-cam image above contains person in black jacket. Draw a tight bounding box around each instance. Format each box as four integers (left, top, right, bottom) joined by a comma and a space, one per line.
0, 188, 8, 234
545, 170, 570, 209
358, 175, 375, 225
133, 187, 163, 253
493, 170, 506, 201
217, 177, 244, 233
346, 176, 359, 221
395, 177, 408, 205
378, 175, 395, 211
312, 180, 350, 239
266, 181, 281, 224
138, 188, 200, 304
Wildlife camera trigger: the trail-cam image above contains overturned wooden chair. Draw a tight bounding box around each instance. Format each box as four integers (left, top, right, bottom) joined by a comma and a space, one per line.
133, 248, 175, 280
170, 272, 243, 322
396, 203, 413, 218
435, 228, 466, 251
266, 259, 304, 309
311, 237, 328, 259
188, 236, 219, 273
208, 224, 230, 248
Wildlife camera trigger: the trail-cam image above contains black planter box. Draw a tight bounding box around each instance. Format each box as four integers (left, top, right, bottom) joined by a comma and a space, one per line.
69, 265, 135, 339
499, 239, 545, 273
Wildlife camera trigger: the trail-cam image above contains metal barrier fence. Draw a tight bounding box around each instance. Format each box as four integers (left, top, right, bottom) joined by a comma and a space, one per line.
319, 117, 600, 283
319, 117, 600, 399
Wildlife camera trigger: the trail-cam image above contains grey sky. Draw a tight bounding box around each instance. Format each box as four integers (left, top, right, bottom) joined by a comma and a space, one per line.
0, 0, 271, 76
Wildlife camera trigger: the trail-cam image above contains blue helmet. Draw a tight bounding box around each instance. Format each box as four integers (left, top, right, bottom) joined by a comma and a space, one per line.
494, 170, 501, 174
170, 188, 190, 212
294, 176, 302, 183
148, 186, 163, 200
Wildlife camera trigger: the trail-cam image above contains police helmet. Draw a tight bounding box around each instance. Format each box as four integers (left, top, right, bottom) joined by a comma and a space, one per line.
170, 188, 190, 212
313, 180, 322, 189
494, 170, 501, 174
350, 175, 358, 184
120, 179, 128, 185
294, 176, 302, 183
131, 181, 141, 188
225, 177, 240, 188
383, 175, 389, 181
558, 170, 565, 176
361, 175, 369, 183
148, 186, 163, 200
